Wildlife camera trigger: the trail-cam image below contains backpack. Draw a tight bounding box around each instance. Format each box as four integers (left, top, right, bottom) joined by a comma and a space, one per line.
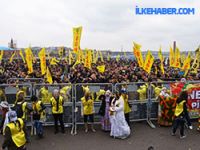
14, 102, 24, 118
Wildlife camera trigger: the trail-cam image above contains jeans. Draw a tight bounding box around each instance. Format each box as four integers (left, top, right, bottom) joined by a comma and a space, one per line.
34, 120, 43, 136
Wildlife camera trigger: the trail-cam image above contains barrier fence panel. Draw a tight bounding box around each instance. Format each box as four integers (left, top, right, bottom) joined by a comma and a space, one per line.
0, 83, 32, 125
115, 82, 150, 123
74, 83, 113, 134
0, 83, 32, 104
33, 83, 74, 134
7, 78, 44, 84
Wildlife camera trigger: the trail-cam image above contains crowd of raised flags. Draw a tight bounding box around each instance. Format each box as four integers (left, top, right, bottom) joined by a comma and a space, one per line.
0, 26, 199, 84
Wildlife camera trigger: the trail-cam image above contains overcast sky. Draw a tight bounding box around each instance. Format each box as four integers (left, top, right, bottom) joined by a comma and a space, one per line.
0, 0, 200, 51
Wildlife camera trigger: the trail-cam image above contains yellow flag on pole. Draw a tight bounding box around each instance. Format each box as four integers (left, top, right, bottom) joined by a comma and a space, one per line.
97, 65, 105, 73
158, 47, 165, 74
182, 52, 191, 71
143, 50, 154, 74
73, 26, 82, 53
25, 48, 33, 74
46, 67, 53, 84
0, 50, 4, 61
69, 51, 73, 65
116, 54, 120, 62
133, 42, 143, 67
38, 48, 47, 75
107, 52, 111, 61
50, 57, 59, 65
19, 49, 25, 63
191, 51, 200, 73
58, 47, 64, 58
174, 47, 181, 68
84, 49, 92, 69
99, 51, 104, 62
169, 46, 174, 67
9, 51, 16, 63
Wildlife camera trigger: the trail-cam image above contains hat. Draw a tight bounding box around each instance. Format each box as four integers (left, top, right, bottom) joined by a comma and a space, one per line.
162, 87, 167, 91
105, 90, 111, 95
8, 111, 18, 122
0, 101, 9, 108
181, 78, 186, 83
121, 88, 127, 94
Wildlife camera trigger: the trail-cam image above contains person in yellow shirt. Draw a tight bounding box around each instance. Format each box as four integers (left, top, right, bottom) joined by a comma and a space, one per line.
1, 110, 27, 150
137, 84, 147, 119
31, 95, 46, 138
14, 91, 33, 122
50, 89, 65, 134
81, 92, 96, 133
172, 91, 191, 139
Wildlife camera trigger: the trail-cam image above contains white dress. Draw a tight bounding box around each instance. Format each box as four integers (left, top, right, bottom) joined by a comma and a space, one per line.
110, 96, 131, 139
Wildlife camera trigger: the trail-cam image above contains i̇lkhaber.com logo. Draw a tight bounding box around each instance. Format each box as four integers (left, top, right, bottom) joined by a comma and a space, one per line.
135, 6, 195, 15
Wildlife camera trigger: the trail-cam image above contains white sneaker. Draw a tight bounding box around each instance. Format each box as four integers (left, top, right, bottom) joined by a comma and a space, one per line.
180, 135, 186, 139
189, 126, 193, 130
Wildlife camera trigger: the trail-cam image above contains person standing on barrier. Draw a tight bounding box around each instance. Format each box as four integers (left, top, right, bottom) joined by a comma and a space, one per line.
81, 92, 96, 133
98, 90, 112, 131
31, 95, 46, 138
171, 91, 191, 139
1, 110, 27, 150
50, 89, 65, 134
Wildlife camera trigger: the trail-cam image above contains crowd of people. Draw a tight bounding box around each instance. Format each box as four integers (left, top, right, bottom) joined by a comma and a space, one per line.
0, 55, 199, 84
0, 53, 199, 150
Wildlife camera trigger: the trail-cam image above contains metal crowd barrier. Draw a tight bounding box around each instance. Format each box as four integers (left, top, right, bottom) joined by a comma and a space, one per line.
74, 83, 113, 134
33, 83, 74, 134
115, 82, 156, 128
0, 83, 32, 104
7, 78, 44, 84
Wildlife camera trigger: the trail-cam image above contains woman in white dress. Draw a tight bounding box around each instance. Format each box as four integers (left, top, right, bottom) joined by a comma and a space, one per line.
110, 90, 131, 139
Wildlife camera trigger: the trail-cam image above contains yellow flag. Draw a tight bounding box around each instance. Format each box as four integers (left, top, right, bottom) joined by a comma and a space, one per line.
58, 47, 64, 58
50, 57, 59, 65
0, 50, 4, 61
182, 52, 191, 71
9, 51, 16, 63
46, 67, 53, 84
25, 48, 33, 74
133, 42, 143, 67
38, 48, 47, 75
143, 50, 154, 74
181, 53, 186, 64
174, 47, 181, 68
191, 51, 200, 73
116, 54, 120, 62
73, 26, 82, 53
107, 52, 111, 61
169, 46, 174, 67
84, 49, 92, 69
99, 51, 104, 62
95, 51, 99, 62
69, 51, 73, 65
158, 47, 165, 74
97, 65, 105, 73
19, 49, 25, 63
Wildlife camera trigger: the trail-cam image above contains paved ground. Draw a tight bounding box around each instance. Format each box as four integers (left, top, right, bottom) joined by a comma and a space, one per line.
0, 121, 199, 150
